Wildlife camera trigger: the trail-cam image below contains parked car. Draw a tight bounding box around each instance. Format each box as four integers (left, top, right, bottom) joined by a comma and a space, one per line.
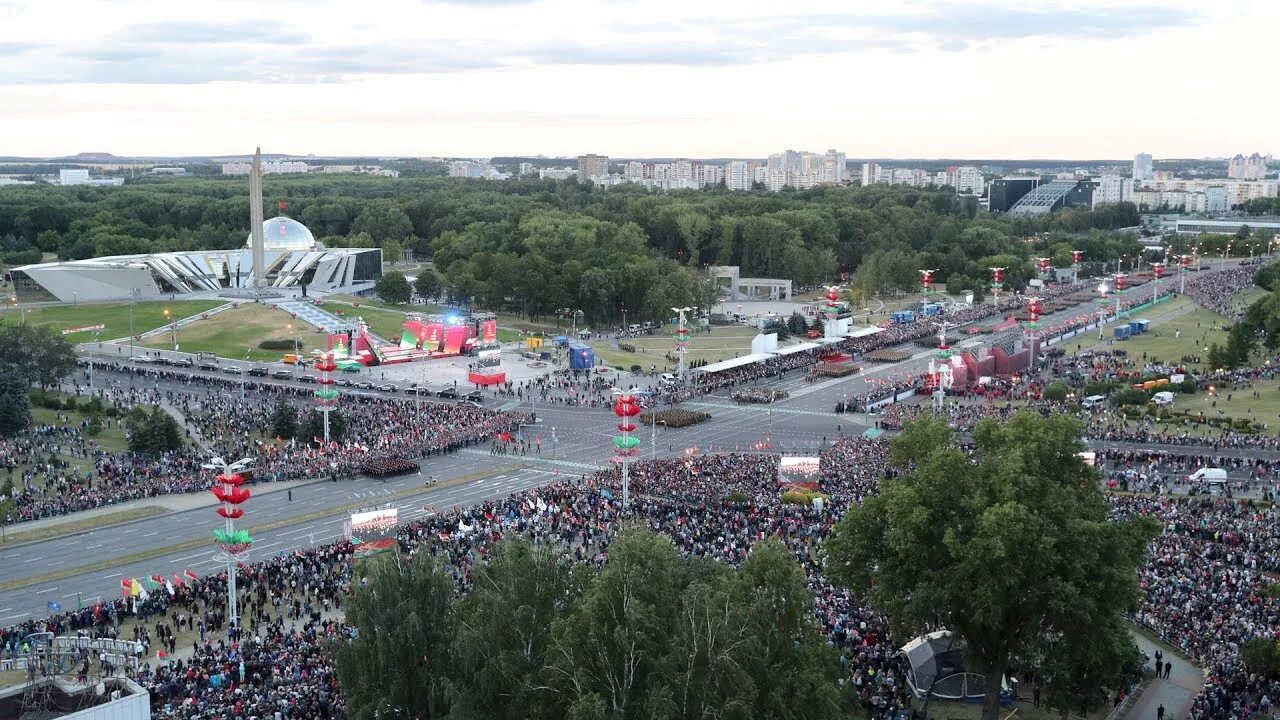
458, 400, 484, 409
436, 387, 459, 399
247, 366, 269, 377
129, 356, 151, 363
172, 358, 194, 368
376, 384, 396, 392
354, 381, 375, 390
335, 378, 354, 387
224, 365, 244, 374
197, 362, 219, 371
297, 375, 317, 384
271, 369, 293, 380
464, 390, 484, 403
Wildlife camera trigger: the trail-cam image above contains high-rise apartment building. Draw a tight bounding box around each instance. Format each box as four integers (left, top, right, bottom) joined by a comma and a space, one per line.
518, 162, 534, 176
956, 166, 984, 195
1227, 153, 1269, 180
726, 161, 751, 191
1132, 153, 1154, 181
1093, 175, 1134, 207
861, 162, 879, 186
576, 154, 610, 179
823, 149, 846, 184
59, 169, 90, 185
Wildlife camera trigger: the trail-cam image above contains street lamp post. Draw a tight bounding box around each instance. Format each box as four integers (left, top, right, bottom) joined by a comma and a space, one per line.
203, 455, 254, 634
1097, 283, 1109, 340
163, 309, 177, 351
671, 306, 693, 381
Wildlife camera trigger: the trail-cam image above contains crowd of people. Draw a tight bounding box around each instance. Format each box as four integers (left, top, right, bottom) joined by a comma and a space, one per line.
1183, 264, 1261, 320
5, 367, 528, 523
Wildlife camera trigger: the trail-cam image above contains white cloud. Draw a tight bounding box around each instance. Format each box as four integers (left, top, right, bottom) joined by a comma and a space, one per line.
0, 0, 1269, 158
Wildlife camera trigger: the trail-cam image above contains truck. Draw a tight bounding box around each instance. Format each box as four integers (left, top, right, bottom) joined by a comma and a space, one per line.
890, 310, 917, 324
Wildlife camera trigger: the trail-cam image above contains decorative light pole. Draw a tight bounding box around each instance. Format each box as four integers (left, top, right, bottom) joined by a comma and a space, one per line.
919, 269, 937, 300
204, 456, 254, 632
313, 351, 338, 443
1096, 282, 1109, 339
1071, 249, 1084, 283
1024, 296, 1043, 364
989, 267, 1005, 307
822, 286, 842, 339
1113, 273, 1127, 318
671, 307, 692, 381
1150, 262, 1165, 306
1036, 257, 1051, 284
1177, 253, 1192, 294
612, 389, 641, 510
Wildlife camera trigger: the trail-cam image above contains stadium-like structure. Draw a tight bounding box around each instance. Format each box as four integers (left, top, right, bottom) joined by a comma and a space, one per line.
10, 215, 381, 303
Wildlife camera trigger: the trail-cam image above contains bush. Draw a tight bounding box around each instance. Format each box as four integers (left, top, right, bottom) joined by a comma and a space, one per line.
1042, 382, 1068, 402
85, 417, 103, 437
1112, 387, 1150, 406
727, 491, 748, 503
1242, 637, 1280, 679
1084, 381, 1121, 397
781, 489, 830, 506
42, 395, 64, 409
1177, 379, 1198, 394
81, 397, 105, 415
62, 396, 76, 412
28, 389, 45, 406
630, 365, 642, 373
259, 339, 302, 351
618, 343, 636, 353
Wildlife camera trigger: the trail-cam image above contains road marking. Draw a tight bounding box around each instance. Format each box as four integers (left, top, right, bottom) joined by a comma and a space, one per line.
101, 573, 122, 579
34, 587, 58, 595
1, 613, 29, 621
21, 557, 42, 564
141, 531, 158, 537
86, 543, 105, 550
279, 526, 317, 538
176, 551, 212, 562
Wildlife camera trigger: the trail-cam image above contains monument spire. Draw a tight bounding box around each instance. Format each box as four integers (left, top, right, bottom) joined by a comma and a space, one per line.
249, 147, 266, 288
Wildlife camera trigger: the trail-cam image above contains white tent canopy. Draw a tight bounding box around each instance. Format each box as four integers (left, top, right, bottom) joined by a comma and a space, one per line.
695, 353, 774, 375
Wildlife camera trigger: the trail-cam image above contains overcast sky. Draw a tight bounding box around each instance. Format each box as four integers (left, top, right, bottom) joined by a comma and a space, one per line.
0, 0, 1265, 159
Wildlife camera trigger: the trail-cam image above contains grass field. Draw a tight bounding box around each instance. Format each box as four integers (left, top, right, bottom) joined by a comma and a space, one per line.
0, 300, 225, 341
590, 326, 782, 372
140, 304, 311, 362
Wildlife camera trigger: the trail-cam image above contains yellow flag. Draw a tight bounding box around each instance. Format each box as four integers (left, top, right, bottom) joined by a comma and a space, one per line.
130, 579, 142, 597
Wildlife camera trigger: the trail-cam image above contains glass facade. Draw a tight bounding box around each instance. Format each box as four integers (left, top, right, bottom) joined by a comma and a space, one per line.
246, 218, 316, 252
352, 250, 382, 282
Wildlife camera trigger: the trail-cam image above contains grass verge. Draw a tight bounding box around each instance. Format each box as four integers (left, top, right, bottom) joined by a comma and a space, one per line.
0, 300, 224, 341
0, 506, 167, 546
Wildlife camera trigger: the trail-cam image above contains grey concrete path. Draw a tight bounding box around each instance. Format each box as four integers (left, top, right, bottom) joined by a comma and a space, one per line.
1127, 631, 1204, 720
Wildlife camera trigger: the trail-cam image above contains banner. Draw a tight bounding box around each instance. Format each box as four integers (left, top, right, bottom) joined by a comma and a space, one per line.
61, 324, 105, 335
481, 319, 497, 343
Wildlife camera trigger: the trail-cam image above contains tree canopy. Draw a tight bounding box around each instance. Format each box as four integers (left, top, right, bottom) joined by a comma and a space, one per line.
825, 413, 1157, 719
336, 529, 851, 720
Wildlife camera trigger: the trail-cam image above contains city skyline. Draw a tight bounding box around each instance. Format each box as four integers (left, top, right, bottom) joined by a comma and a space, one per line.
0, 0, 1269, 158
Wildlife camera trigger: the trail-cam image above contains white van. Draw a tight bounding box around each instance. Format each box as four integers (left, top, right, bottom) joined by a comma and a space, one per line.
1152, 391, 1175, 407
1188, 468, 1227, 483
1081, 395, 1107, 409
659, 373, 679, 386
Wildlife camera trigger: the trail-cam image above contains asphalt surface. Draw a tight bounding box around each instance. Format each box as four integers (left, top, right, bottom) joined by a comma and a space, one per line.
3, 276, 1260, 622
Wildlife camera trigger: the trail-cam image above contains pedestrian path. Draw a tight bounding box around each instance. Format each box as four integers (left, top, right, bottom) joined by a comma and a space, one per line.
1126, 629, 1203, 720
498, 400, 522, 411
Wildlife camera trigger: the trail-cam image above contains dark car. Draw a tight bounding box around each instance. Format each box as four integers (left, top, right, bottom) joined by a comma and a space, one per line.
297, 374, 317, 384
436, 387, 459, 399
354, 380, 375, 390
271, 369, 293, 380
464, 390, 484, 403
247, 366, 269, 377
335, 378, 354, 387
224, 365, 244, 374
197, 362, 219, 371
172, 358, 194, 368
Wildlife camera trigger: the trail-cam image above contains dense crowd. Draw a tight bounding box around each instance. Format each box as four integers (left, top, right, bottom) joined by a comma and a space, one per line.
1183, 265, 1261, 320
7, 368, 527, 523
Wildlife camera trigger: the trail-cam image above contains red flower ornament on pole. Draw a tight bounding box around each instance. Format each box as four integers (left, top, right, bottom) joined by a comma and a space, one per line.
204, 456, 254, 632
612, 390, 641, 510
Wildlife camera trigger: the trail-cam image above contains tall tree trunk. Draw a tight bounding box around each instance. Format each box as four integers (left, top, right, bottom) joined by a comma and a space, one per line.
982, 652, 1009, 720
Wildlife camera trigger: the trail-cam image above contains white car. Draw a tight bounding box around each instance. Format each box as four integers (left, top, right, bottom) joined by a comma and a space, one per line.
129, 355, 152, 363
1153, 391, 1175, 407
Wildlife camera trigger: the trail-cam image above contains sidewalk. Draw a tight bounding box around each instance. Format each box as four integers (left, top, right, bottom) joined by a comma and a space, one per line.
1127, 630, 1204, 720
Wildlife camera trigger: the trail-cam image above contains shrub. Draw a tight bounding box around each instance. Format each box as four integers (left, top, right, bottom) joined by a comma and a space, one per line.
618, 343, 636, 353
1042, 382, 1069, 402
62, 397, 76, 412
630, 365, 641, 373
85, 417, 103, 437
28, 389, 45, 406
1112, 387, 1150, 406
81, 397, 105, 415
1177, 379, 1198, 394
259, 339, 302, 351
727, 491, 748, 503
1084, 381, 1121, 397
1242, 638, 1280, 678
781, 489, 830, 506
43, 395, 64, 410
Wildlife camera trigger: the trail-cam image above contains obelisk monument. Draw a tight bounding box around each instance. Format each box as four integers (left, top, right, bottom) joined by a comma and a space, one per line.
249, 147, 266, 288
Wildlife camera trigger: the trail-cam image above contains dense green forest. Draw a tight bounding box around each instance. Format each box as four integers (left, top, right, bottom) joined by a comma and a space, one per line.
0, 176, 1143, 323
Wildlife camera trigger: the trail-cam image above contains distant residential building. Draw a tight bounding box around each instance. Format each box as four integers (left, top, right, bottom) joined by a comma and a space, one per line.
702, 164, 724, 187
222, 160, 309, 175
1132, 153, 1154, 181
448, 160, 508, 180
726, 161, 751, 191
861, 162, 878, 186
518, 162, 535, 176
59, 169, 90, 185
1093, 175, 1133, 207
1227, 152, 1269, 180
956, 166, 984, 195
1135, 178, 1278, 209
576, 154, 609, 179
539, 167, 577, 181
1205, 186, 1228, 213
823, 149, 846, 184
148, 167, 188, 176
322, 165, 399, 177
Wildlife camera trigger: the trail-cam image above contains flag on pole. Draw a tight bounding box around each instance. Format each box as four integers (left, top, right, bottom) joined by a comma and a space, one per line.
165, 580, 175, 596
172, 573, 183, 587
129, 579, 142, 597
76, 593, 83, 610
184, 569, 198, 581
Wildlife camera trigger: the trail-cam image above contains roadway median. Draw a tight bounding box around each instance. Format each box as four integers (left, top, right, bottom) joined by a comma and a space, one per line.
0, 463, 523, 593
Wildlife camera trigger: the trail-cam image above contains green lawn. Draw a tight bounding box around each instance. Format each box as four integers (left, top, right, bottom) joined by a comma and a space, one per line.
590, 326, 778, 372
0, 300, 225, 341
141, 304, 312, 362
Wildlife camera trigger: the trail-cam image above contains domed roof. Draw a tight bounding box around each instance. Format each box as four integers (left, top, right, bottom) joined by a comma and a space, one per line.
246, 217, 317, 251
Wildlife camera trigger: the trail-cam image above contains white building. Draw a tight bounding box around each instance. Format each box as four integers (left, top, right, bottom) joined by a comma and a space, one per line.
539, 167, 577, 180
59, 169, 90, 185
702, 164, 724, 187
519, 162, 535, 176
222, 160, 309, 175
576, 154, 609, 179
861, 162, 879, 186
1205, 186, 1228, 213
726, 161, 751, 191
1132, 153, 1154, 181
1137, 178, 1278, 209
1093, 175, 1134, 207
12, 216, 381, 303
1227, 153, 1269, 180
823, 149, 846, 184
956, 166, 984, 195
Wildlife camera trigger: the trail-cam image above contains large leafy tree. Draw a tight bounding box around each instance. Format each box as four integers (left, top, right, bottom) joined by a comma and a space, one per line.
0, 366, 30, 437
337, 551, 456, 720
449, 538, 582, 720
826, 413, 1157, 720
375, 271, 412, 304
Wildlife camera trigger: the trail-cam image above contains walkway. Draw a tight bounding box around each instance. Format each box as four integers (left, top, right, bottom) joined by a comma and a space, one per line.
1126, 630, 1204, 719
